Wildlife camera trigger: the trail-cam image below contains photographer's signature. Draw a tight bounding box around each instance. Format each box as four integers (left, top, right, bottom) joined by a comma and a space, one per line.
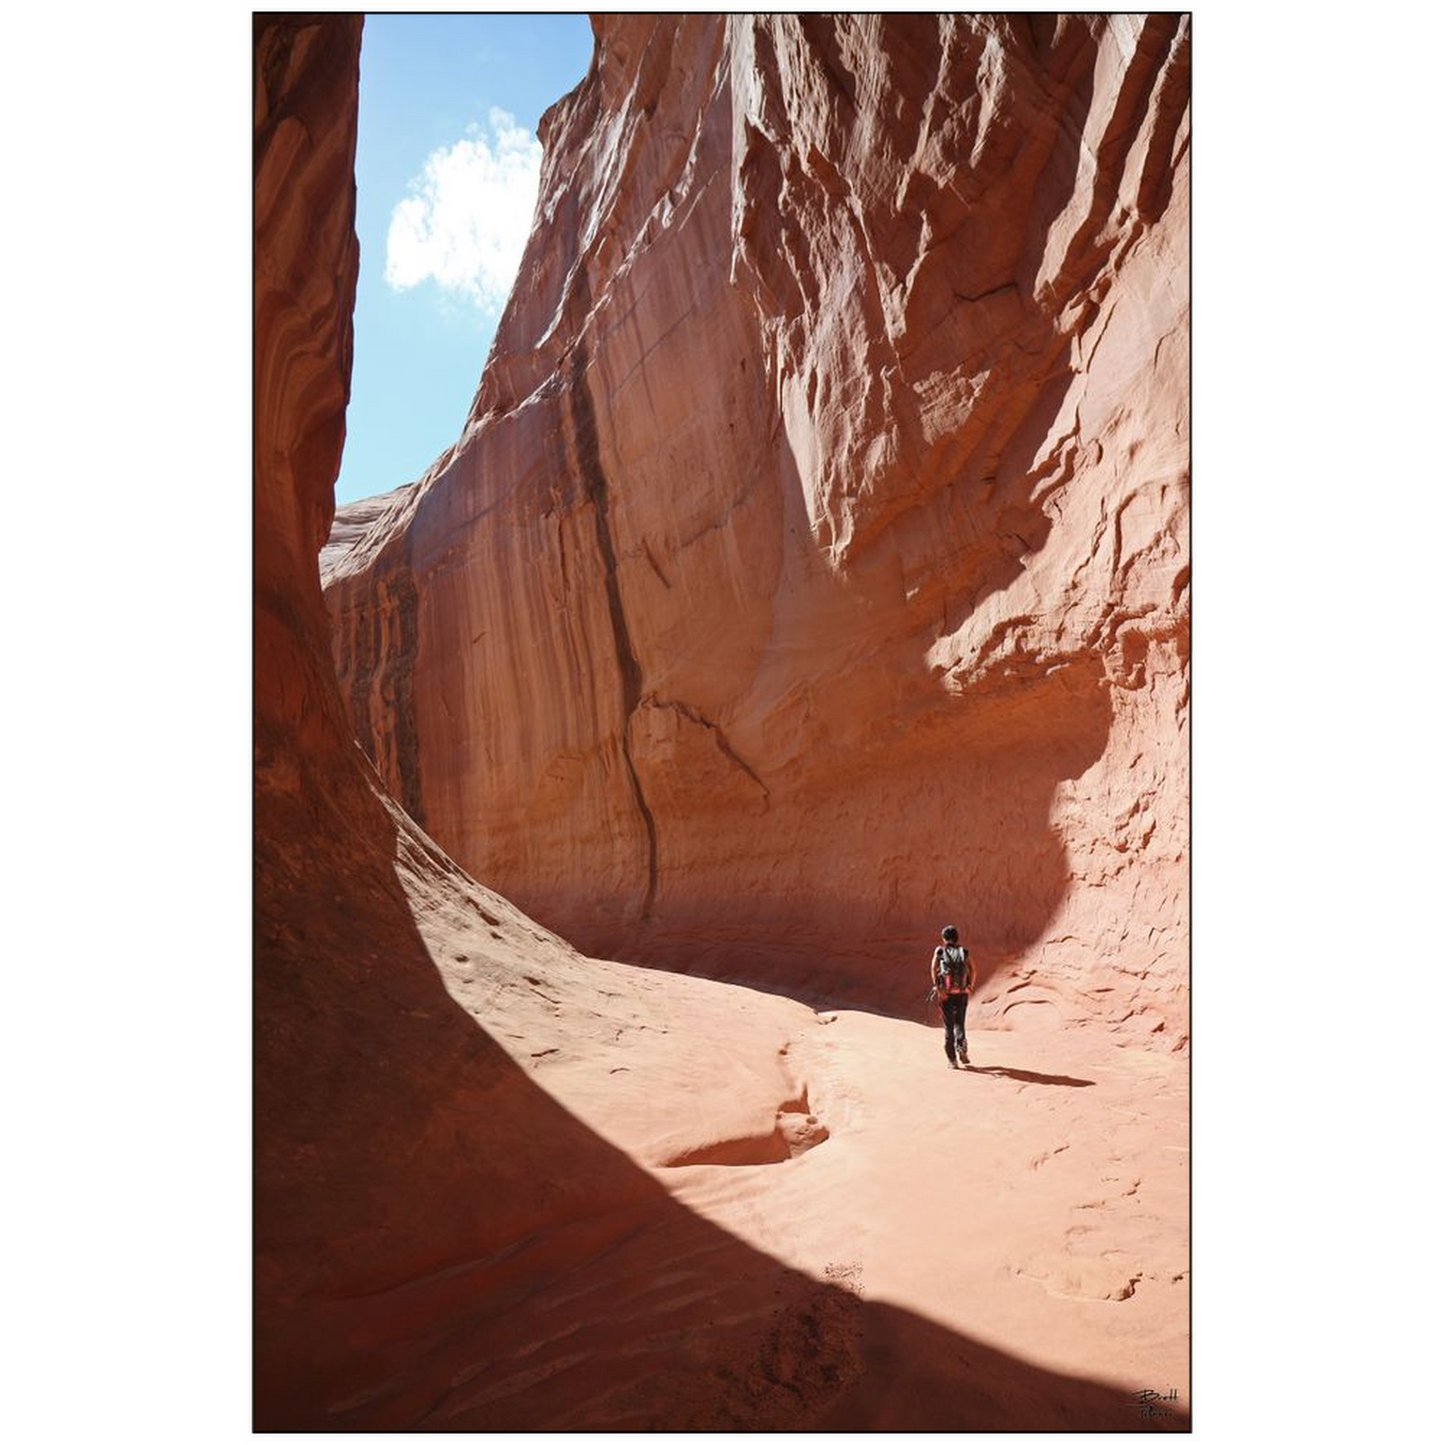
1129, 1387, 1180, 1419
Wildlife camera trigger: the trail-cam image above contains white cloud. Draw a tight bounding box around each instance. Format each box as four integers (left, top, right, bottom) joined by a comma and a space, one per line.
385, 107, 542, 316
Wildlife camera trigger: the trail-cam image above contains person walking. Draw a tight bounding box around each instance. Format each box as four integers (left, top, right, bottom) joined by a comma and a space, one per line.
931, 925, 976, 1068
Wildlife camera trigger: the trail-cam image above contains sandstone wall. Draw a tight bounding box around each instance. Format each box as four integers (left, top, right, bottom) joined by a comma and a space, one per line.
254, 15, 633, 1418
326, 14, 1190, 1042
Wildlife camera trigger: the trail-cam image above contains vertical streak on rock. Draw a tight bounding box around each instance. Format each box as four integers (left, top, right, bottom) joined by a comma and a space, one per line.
337, 548, 424, 829
387, 555, 425, 828
566, 338, 659, 917
345, 598, 373, 772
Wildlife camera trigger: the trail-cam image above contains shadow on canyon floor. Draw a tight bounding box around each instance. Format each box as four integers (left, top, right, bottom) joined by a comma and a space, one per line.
964, 1064, 1096, 1087
256, 769, 1180, 1430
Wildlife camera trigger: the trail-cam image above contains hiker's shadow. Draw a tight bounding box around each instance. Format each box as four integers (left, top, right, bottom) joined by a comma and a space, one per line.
965, 1064, 1095, 1088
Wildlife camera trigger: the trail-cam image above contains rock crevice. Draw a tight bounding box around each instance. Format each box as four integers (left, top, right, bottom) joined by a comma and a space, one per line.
566, 333, 660, 919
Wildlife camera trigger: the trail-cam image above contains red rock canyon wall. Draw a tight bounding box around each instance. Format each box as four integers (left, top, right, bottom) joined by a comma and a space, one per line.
255, 16, 654, 1421
325, 14, 1190, 1042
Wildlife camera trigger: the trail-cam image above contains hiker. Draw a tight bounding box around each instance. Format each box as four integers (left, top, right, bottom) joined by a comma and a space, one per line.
930, 925, 976, 1068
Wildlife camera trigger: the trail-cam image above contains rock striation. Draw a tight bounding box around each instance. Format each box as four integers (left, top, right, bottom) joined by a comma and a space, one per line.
325, 14, 1191, 1042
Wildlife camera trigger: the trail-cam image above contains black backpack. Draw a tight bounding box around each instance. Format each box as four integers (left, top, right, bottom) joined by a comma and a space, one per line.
936, 944, 969, 991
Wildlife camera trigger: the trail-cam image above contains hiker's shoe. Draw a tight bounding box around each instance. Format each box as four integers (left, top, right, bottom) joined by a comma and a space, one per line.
959, 1047, 970, 1066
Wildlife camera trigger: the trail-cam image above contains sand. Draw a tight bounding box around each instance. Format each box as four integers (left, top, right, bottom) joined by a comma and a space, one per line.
373, 878, 1191, 1430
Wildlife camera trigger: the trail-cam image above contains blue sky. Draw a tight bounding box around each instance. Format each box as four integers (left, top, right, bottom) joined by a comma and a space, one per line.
337, 13, 595, 505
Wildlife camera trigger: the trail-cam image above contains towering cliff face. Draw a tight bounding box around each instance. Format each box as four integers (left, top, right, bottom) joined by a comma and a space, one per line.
326, 14, 1190, 1041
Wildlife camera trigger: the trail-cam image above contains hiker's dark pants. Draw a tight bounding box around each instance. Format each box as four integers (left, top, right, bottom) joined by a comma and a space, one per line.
941, 993, 969, 1061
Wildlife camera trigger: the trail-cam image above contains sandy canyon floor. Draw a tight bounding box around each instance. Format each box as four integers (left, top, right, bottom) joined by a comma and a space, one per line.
314, 847, 1189, 1432
520, 988, 1187, 1427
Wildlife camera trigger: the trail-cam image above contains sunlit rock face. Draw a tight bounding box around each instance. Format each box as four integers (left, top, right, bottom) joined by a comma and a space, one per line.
325, 14, 1190, 1042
